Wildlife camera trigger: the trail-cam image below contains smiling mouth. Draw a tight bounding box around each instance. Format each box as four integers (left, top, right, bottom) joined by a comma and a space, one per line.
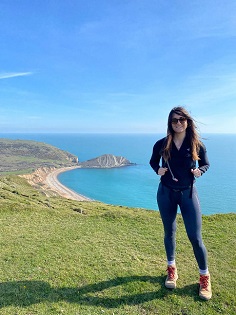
174, 125, 184, 130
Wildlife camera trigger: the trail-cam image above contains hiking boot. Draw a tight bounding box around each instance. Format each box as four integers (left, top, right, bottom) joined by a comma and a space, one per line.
199, 274, 212, 300
165, 265, 178, 289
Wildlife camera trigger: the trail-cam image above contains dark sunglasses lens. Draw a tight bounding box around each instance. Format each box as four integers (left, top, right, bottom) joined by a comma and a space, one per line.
171, 117, 186, 124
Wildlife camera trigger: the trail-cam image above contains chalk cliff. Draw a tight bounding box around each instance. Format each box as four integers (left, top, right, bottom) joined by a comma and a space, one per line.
79, 154, 135, 168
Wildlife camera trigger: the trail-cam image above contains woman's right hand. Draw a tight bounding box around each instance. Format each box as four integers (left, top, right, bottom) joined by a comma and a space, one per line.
158, 167, 168, 176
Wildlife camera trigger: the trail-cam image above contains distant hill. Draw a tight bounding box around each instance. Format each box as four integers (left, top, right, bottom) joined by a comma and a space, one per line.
0, 138, 78, 174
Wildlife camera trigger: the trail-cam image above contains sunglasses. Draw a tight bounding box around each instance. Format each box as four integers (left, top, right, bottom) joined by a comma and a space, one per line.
171, 117, 187, 124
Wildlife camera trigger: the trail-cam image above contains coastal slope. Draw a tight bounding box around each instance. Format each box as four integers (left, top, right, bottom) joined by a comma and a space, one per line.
20, 166, 91, 201
0, 138, 78, 174
1, 174, 235, 315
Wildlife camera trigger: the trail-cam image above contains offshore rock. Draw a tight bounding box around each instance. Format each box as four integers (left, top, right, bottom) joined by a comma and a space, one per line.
79, 154, 135, 168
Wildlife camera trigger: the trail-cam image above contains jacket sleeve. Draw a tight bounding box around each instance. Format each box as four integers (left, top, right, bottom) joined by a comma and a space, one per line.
198, 143, 210, 175
149, 139, 164, 174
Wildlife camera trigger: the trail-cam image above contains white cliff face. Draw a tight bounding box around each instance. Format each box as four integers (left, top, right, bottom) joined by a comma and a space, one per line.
79, 154, 135, 168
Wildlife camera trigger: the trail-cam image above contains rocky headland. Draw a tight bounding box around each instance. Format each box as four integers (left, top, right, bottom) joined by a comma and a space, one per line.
78, 154, 135, 168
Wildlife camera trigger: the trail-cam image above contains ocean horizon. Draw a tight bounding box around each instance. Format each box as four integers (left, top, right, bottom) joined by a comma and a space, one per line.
0, 132, 235, 216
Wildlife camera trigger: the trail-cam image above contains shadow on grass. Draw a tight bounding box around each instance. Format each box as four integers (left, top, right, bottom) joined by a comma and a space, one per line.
0, 275, 198, 308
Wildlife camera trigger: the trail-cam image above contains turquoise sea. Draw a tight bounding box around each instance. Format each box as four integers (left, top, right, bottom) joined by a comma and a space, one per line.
1, 133, 235, 215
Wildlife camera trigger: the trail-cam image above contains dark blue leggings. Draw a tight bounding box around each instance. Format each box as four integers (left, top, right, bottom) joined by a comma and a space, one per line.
157, 182, 208, 270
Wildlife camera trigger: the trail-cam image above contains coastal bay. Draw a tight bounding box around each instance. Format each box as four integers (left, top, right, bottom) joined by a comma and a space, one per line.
22, 153, 134, 202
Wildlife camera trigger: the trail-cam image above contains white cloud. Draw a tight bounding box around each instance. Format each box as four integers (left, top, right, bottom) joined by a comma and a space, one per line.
0, 72, 32, 80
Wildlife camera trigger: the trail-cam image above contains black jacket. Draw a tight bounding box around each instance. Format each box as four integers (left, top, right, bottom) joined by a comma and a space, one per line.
150, 137, 210, 189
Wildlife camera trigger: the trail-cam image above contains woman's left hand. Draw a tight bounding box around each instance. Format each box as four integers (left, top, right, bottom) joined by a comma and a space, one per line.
191, 168, 201, 178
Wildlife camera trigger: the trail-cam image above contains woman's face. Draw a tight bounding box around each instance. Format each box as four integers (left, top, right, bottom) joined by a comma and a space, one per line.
171, 113, 188, 134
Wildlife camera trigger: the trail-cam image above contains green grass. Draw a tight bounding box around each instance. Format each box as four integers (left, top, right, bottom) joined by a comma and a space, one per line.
0, 175, 235, 315
0, 138, 78, 174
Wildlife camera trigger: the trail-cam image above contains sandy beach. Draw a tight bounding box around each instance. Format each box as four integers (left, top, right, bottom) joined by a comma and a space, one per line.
21, 166, 92, 201
45, 166, 92, 201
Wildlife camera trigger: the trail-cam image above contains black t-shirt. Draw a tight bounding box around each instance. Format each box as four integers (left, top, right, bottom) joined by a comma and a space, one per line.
150, 137, 210, 189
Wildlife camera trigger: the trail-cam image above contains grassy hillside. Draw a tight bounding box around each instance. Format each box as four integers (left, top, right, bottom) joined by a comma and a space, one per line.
0, 139, 78, 174
0, 175, 235, 315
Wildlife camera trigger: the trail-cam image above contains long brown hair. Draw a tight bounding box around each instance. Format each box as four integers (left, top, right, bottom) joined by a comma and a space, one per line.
162, 106, 202, 161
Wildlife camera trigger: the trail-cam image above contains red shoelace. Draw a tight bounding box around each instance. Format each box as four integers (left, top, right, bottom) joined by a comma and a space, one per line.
166, 266, 176, 280
199, 275, 210, 289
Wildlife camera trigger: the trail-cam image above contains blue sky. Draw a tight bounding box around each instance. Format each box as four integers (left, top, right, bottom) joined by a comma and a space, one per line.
1, 0, 236, 134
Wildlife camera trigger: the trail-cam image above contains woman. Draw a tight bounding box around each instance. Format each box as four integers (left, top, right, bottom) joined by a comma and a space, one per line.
150, 106, 212, 300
